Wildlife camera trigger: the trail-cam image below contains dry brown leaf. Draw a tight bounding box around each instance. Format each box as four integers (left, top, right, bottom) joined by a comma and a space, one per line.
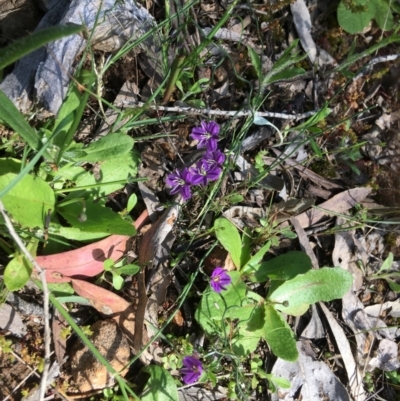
52, 309, 67, 366
292, 188, 372, 228
71, 279, 136, 343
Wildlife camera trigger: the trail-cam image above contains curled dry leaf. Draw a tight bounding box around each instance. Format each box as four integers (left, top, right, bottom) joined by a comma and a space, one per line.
36, 209, 148, 283
71, 278, 136, 342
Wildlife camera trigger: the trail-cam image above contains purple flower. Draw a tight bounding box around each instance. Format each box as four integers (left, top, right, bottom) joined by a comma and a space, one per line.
190, 121, 220, 151
181, 356, 203, 384
166, 168, 194, 201
210, 267, 231, 293
189, 159, 221, 186
204, 149, 225, 166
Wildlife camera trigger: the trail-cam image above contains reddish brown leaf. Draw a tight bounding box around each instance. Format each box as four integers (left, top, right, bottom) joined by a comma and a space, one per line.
36, 210, 148, 283
71, 278, 135, 341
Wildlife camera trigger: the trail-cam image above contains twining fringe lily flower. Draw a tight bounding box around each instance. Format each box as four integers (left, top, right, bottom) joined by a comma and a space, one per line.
210, 267, 231, 293
166, 168, 194, 201
190, 159, 221, 186
190, 121, 220, 151
181, 355, 203, 384
166, 121, 224, 200
203, 149, 225, 167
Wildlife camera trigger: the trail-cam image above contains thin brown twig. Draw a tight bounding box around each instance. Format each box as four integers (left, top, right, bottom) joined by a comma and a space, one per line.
0, 200, 51, 401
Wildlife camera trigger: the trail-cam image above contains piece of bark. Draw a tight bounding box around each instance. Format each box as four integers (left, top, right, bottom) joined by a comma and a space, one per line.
35, 0, 158, 114
271, 148, 342, 190
292, 188, 371, 228
0, 0, 70, 112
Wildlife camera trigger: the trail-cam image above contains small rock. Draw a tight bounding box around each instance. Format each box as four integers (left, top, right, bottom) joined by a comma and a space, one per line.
70, 320, 130, 392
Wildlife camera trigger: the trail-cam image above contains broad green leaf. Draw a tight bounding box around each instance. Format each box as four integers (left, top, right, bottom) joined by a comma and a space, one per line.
0, 24, 84, 69
4, 254, 32, 291
374, 0, 394, 30
252, 251, 312, 282
141, 365, 179, 401
195, 271, 247, 335
0, 158, 21, 175
242, 241, 271, 274
240, 228, 252, 268
264, 374, 291, 389
58, 198, 136, 236
0, 90, 42, 152
214, 218, 242, 268
116, 264, 140, 275
232, 325, 263, 356
0, 173, 55, 228
337, 0, 374, 34
264, 305, 298, 361
268, 267, 353, 316
68, 133, 134, 162
73, 150, 140, 197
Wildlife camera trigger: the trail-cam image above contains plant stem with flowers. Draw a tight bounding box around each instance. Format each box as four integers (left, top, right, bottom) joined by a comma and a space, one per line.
166, 121, 225, 201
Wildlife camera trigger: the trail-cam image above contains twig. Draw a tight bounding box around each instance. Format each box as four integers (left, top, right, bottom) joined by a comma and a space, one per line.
0, 201, 51, 401
123, 101, 317, 120
352, 54, 400, 82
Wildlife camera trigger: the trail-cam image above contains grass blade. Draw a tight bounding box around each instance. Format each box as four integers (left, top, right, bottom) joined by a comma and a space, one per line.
0, 24, 84, 70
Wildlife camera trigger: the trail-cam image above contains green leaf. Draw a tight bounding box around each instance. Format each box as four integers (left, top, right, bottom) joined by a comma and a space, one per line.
0, 158, 21, 175
0, 173, 55, 228
264, 67, 306, 85
141, 365, 179, 401
112, 274, 124, 290
4, 254, 32, 291
378, 252, 393, 274
58, 198, 136, 236
49, 224, 109, 241
337, 0, 375, 34
72, 150, 140, 197
55, 70, 96, 164
126, 193, 137, 213
387, 279, 400, 292
373, 0, 394, 30
295, 103, 331, 131
232, 325, 263, 356
116, 264, 140, 275
0, 90, 42, 152
0, 24, 84, 69
242, 241, 271, 274
69, 133, 134, 162
268, 267, 353, 316
252, 251, 312, 282
240, 228, 252, 268
195, 271, 247, 335
264, 305, 298, 361
214, 218, 242, 268
248, 46, 262, 80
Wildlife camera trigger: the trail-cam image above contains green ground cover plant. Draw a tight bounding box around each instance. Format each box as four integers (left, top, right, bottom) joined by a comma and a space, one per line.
0, 1, 399, 400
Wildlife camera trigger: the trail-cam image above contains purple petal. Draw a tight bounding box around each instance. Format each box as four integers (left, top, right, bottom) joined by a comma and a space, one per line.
182, 371, 201, 384
181, 185, 192, 201
183, 356, 202, 369
210, 267, 231, 293
205, 139, 218, 152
